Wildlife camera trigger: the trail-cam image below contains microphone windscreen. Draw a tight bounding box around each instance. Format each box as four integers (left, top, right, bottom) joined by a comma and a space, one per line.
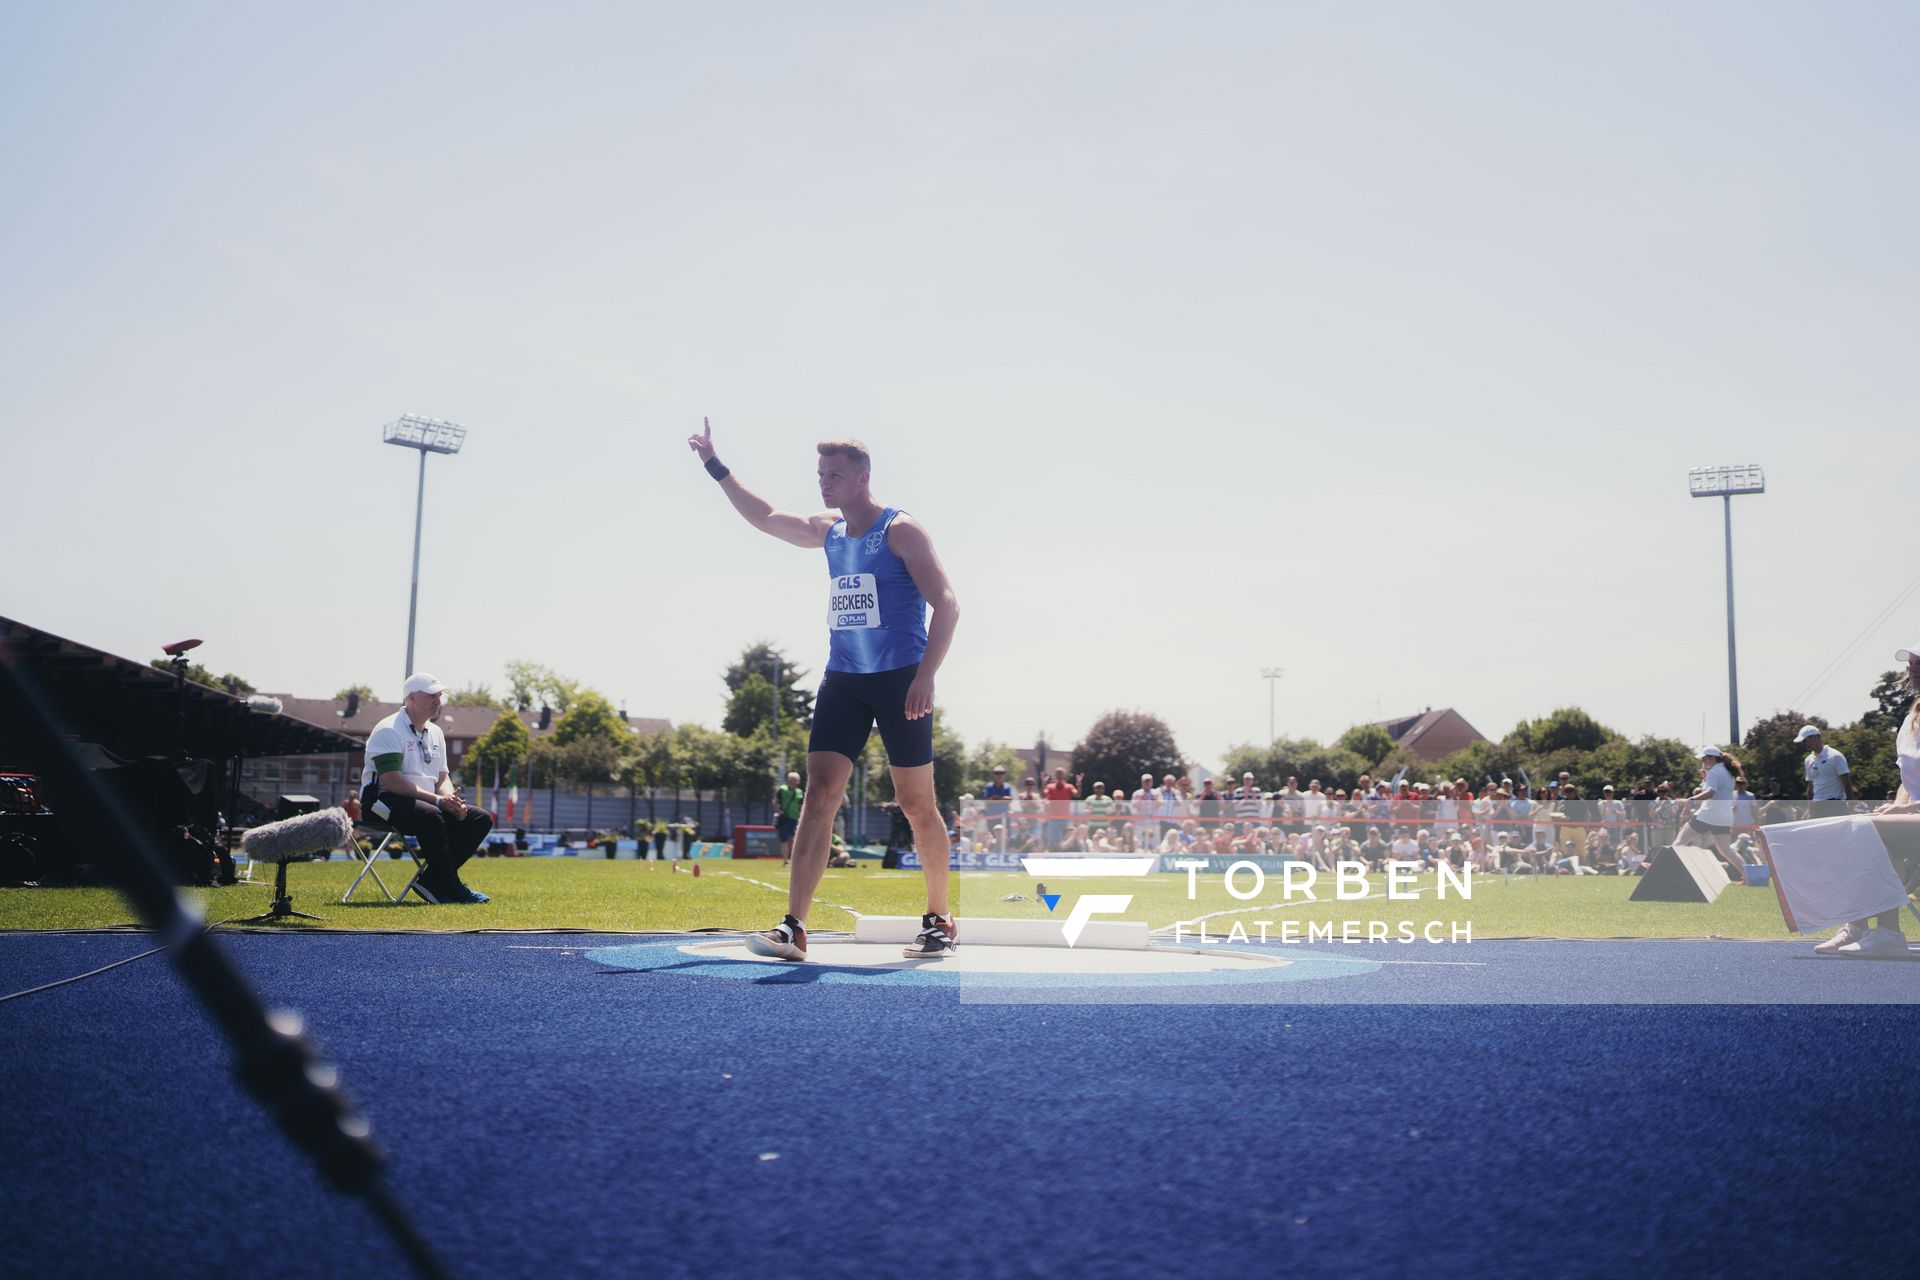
243, 808, 353, 863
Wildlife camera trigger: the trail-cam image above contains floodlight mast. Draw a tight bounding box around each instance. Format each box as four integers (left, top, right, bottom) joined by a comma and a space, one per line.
1261, 667, 1284, 744
383, 415, 468, 680
1688, 465, 1765, 743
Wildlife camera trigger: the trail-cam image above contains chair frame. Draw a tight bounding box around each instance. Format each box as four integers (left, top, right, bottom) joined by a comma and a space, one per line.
343, 819, 431, 904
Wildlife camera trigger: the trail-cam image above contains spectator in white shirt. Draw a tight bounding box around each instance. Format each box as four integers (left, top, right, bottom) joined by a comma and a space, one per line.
1597, 785, 1628, 832
1389, 830, 1419, 865
1158, 773, 1186, 835
1730, 777, 1760, 829
1132, 774, 1160, 848
1230, 772, 1263, 822
1798, 724, 1857, 817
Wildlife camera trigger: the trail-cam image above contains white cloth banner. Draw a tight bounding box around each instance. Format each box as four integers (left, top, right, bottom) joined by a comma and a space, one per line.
1758, 816, 1909, 934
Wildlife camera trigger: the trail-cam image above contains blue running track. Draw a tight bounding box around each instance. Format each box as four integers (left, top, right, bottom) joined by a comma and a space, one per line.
2, 931, 1915, 1279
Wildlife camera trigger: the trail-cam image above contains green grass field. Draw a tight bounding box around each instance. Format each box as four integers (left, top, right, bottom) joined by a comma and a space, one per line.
0, 855, 1814, 939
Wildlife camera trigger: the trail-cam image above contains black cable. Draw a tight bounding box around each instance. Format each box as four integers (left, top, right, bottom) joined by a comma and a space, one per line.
0, 641, 452, 1280
0, 916, 240, 1003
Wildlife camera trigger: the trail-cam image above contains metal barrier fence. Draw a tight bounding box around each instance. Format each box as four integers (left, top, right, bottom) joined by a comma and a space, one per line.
951, 797, 1859, 862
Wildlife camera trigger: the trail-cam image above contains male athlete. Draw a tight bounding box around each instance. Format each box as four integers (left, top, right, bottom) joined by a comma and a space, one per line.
688, 420, 960, 960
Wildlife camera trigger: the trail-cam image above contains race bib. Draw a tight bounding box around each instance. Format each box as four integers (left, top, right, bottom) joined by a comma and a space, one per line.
828, 573, 881, 630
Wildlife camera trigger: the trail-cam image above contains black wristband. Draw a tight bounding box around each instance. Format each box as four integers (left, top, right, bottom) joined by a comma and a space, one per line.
704, 456, 730, 481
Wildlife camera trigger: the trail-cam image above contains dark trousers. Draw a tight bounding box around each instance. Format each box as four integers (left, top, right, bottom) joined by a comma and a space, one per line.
367, 788, 493, 887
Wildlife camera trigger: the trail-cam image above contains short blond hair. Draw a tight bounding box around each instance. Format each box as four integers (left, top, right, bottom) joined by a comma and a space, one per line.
816, 438, 871, 471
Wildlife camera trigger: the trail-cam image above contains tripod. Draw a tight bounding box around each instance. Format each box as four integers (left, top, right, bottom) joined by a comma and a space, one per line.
236, 856, 326, 924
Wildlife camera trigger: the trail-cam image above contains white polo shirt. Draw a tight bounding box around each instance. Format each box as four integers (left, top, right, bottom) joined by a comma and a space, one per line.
1804, 746, 1851, 801
360, 708, 447, 795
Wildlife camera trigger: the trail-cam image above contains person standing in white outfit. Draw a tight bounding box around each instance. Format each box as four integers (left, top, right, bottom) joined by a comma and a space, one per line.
1815, 646, 1920, 957
1798, 724, 1858, 818
1682, 746, 1748, 875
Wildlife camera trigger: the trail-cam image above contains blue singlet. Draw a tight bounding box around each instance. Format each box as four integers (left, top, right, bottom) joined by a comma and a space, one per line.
823, 507, 928, 674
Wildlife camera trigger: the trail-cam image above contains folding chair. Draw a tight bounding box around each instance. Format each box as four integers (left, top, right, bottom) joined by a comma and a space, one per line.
343, 815, 411, 903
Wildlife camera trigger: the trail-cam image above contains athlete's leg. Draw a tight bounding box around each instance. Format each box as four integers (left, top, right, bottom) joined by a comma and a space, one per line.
1708, 829, 1744, 872
787, 750, 853, 922
1869, 814, 1919, 935
888, 762, 951, 917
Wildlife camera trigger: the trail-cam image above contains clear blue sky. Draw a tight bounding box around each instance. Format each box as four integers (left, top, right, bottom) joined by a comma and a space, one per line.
3, 2, 1915, 765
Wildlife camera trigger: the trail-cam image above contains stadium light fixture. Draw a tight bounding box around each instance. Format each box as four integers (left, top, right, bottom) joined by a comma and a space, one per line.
1261, 667, 1285, 744
1688, 464, 1765, 743
383, 414, 468, 679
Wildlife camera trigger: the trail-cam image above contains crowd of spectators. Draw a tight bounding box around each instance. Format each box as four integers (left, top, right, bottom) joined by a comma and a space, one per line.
954, 765, 1891, 876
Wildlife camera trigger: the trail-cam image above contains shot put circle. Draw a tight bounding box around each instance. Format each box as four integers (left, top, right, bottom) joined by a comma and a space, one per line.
584, 938, 1383, 989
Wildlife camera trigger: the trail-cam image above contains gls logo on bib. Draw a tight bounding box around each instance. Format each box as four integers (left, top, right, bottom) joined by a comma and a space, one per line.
828, 573, 881, 630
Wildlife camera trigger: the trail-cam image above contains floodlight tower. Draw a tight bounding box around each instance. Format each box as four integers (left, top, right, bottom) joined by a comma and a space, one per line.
383, 414, 468, 680
1261, 667, 1285, 744
1688, 464, 1765, 743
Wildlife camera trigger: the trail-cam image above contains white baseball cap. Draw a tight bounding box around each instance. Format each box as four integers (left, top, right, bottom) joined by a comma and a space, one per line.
402, 672, 447, 697
1897, 644, 1920, 662
1699, 745, 1724, 759
1794, 724, 1823, 743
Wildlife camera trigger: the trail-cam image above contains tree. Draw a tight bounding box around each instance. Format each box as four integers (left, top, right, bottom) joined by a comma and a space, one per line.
150, 659, 254, 695
1570, 736, 1698, 799
1505, 707, 1616, 756
468, 711, 531, 779
1741, 711, 1826, 800
551, 689, 630, 750
673, 724, 742, 831
1070, 711, 1184, 794
1334, 723, 1397, 769
1431, 739, 1531, 789
333, 683, 376, 701
1831, 720, 1899, 803
728, 729, 782, 808
445, 683, 506, 710
503, 661, 580, 714
624, 728, 680, 823
1860, 669, 1916, 734
722, 672, 780, 738
723, 643, 814, 727
1221, 736, 1326, 789
1289, 746, 1372, 794
965, 739, 1026, 792
543, 737, 622, 786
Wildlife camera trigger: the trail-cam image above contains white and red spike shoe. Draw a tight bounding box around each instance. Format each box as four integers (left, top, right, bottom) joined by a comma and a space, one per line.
903, 912, 959, 958
745, 915, 808, 961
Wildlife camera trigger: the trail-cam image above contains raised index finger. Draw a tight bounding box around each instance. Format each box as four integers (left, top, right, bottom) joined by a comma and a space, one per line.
703, 417, 711, 438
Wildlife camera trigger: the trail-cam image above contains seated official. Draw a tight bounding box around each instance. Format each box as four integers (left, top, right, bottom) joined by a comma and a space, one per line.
359, 672, 493, 904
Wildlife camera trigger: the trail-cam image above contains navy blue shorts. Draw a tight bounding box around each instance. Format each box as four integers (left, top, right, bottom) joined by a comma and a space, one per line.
810, 664, 932, 766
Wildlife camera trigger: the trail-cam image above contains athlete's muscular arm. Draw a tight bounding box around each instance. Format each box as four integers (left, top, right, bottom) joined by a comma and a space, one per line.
888, 515, 960, 721
688, 418, 834, 549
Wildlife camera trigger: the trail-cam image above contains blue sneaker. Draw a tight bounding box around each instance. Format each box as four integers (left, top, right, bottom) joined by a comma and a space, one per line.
449, 885, 490, 904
